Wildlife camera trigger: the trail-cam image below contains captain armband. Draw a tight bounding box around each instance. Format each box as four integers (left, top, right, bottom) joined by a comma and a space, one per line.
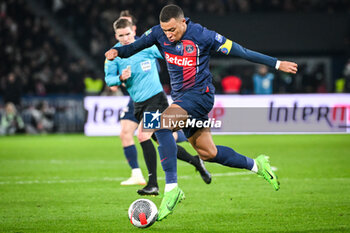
217, 39, 233, 55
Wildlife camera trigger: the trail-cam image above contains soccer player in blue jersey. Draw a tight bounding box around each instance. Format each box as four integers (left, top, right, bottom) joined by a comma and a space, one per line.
105, 4, 298, 221
114, 11, 208, 190
105, 18, 211, 196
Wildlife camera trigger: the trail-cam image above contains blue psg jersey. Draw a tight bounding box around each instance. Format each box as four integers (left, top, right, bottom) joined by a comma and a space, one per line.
113, 18, 277, 100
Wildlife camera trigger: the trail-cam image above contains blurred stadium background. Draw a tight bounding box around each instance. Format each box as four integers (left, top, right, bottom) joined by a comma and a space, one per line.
0, 0, 350, 134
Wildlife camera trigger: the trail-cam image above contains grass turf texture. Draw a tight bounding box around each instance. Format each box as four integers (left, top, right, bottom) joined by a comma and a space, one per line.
0, 134, 349, 233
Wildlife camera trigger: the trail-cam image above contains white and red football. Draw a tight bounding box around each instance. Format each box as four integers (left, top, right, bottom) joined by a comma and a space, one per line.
128, 199, 158, 228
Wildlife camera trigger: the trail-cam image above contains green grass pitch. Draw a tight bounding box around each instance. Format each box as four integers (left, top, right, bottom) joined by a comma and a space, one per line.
0, 134, 349, 233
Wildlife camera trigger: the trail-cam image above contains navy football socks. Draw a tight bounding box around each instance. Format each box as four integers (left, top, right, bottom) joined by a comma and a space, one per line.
123, 145, 139, 169
209, 145, 254, 170
176, 131, 188, 143
140, 139, 158, 186
154, 129, 178, 184
177, 145, 200, 167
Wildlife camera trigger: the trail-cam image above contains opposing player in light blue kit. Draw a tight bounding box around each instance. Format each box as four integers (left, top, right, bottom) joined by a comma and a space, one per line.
106, 5, 298, 221
105, 18, 211, 196
114, 11, 145, 187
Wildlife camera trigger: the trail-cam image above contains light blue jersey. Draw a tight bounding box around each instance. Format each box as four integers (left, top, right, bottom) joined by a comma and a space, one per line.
104, 42, 164, 102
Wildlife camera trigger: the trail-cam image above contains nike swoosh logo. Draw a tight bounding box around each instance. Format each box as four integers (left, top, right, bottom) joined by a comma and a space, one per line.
166, 192, 181, 211
160, 157, 167, 162
163, 42, 170, 46
266, 171, 274, 180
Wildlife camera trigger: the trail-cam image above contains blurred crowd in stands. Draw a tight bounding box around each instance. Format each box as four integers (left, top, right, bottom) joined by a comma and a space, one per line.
45, 0, 350, 51
0, 101, 54, 135
215, 61, 350, 95
0, 0, 88, 98
1, 0, 350, 134
1, 0, 349, 98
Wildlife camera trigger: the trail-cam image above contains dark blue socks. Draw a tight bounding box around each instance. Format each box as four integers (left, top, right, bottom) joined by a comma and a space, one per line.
154, 129, 178, 184
140, 139, 158, 186
176, 130, 188, 143
209, 145, 254, 170
123, 145, 139, 169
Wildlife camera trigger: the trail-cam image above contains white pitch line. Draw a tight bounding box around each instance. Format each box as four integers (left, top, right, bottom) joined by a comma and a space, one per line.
0, 166, 280, 185
0, 171, 255, 185
0, 159, 125, 164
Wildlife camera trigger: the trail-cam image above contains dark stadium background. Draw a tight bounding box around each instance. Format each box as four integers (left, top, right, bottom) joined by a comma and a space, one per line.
1, 2, 350, 232
0, 0, 349, 134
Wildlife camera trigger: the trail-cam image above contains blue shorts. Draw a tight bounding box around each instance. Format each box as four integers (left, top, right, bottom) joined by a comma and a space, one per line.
173, 90, 214, 138
120, 98, 139, 124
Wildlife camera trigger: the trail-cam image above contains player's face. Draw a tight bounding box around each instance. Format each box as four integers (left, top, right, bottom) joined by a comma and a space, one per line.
160, 18, 187, 43
115, 27, 135, 45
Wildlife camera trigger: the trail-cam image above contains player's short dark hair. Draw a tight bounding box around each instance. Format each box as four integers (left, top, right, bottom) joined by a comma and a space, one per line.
159, 4, 184, 22
113, 18, 133, 32
119, 10, 137, 25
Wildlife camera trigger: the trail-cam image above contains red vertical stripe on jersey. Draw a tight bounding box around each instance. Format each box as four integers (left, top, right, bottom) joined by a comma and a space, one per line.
182, 40, 197, 89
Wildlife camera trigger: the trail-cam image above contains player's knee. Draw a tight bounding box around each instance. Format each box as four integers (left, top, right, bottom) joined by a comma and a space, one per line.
137, 131, 151, 143
120, 129, 132, 141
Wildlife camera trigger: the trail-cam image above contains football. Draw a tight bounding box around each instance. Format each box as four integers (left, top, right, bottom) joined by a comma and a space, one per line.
128, 199, 158, 228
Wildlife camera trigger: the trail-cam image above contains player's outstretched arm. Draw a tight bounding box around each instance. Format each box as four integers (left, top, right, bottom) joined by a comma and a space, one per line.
105, 49, 118, 61
217, 38, 298, 74
278, 61, 298, 74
